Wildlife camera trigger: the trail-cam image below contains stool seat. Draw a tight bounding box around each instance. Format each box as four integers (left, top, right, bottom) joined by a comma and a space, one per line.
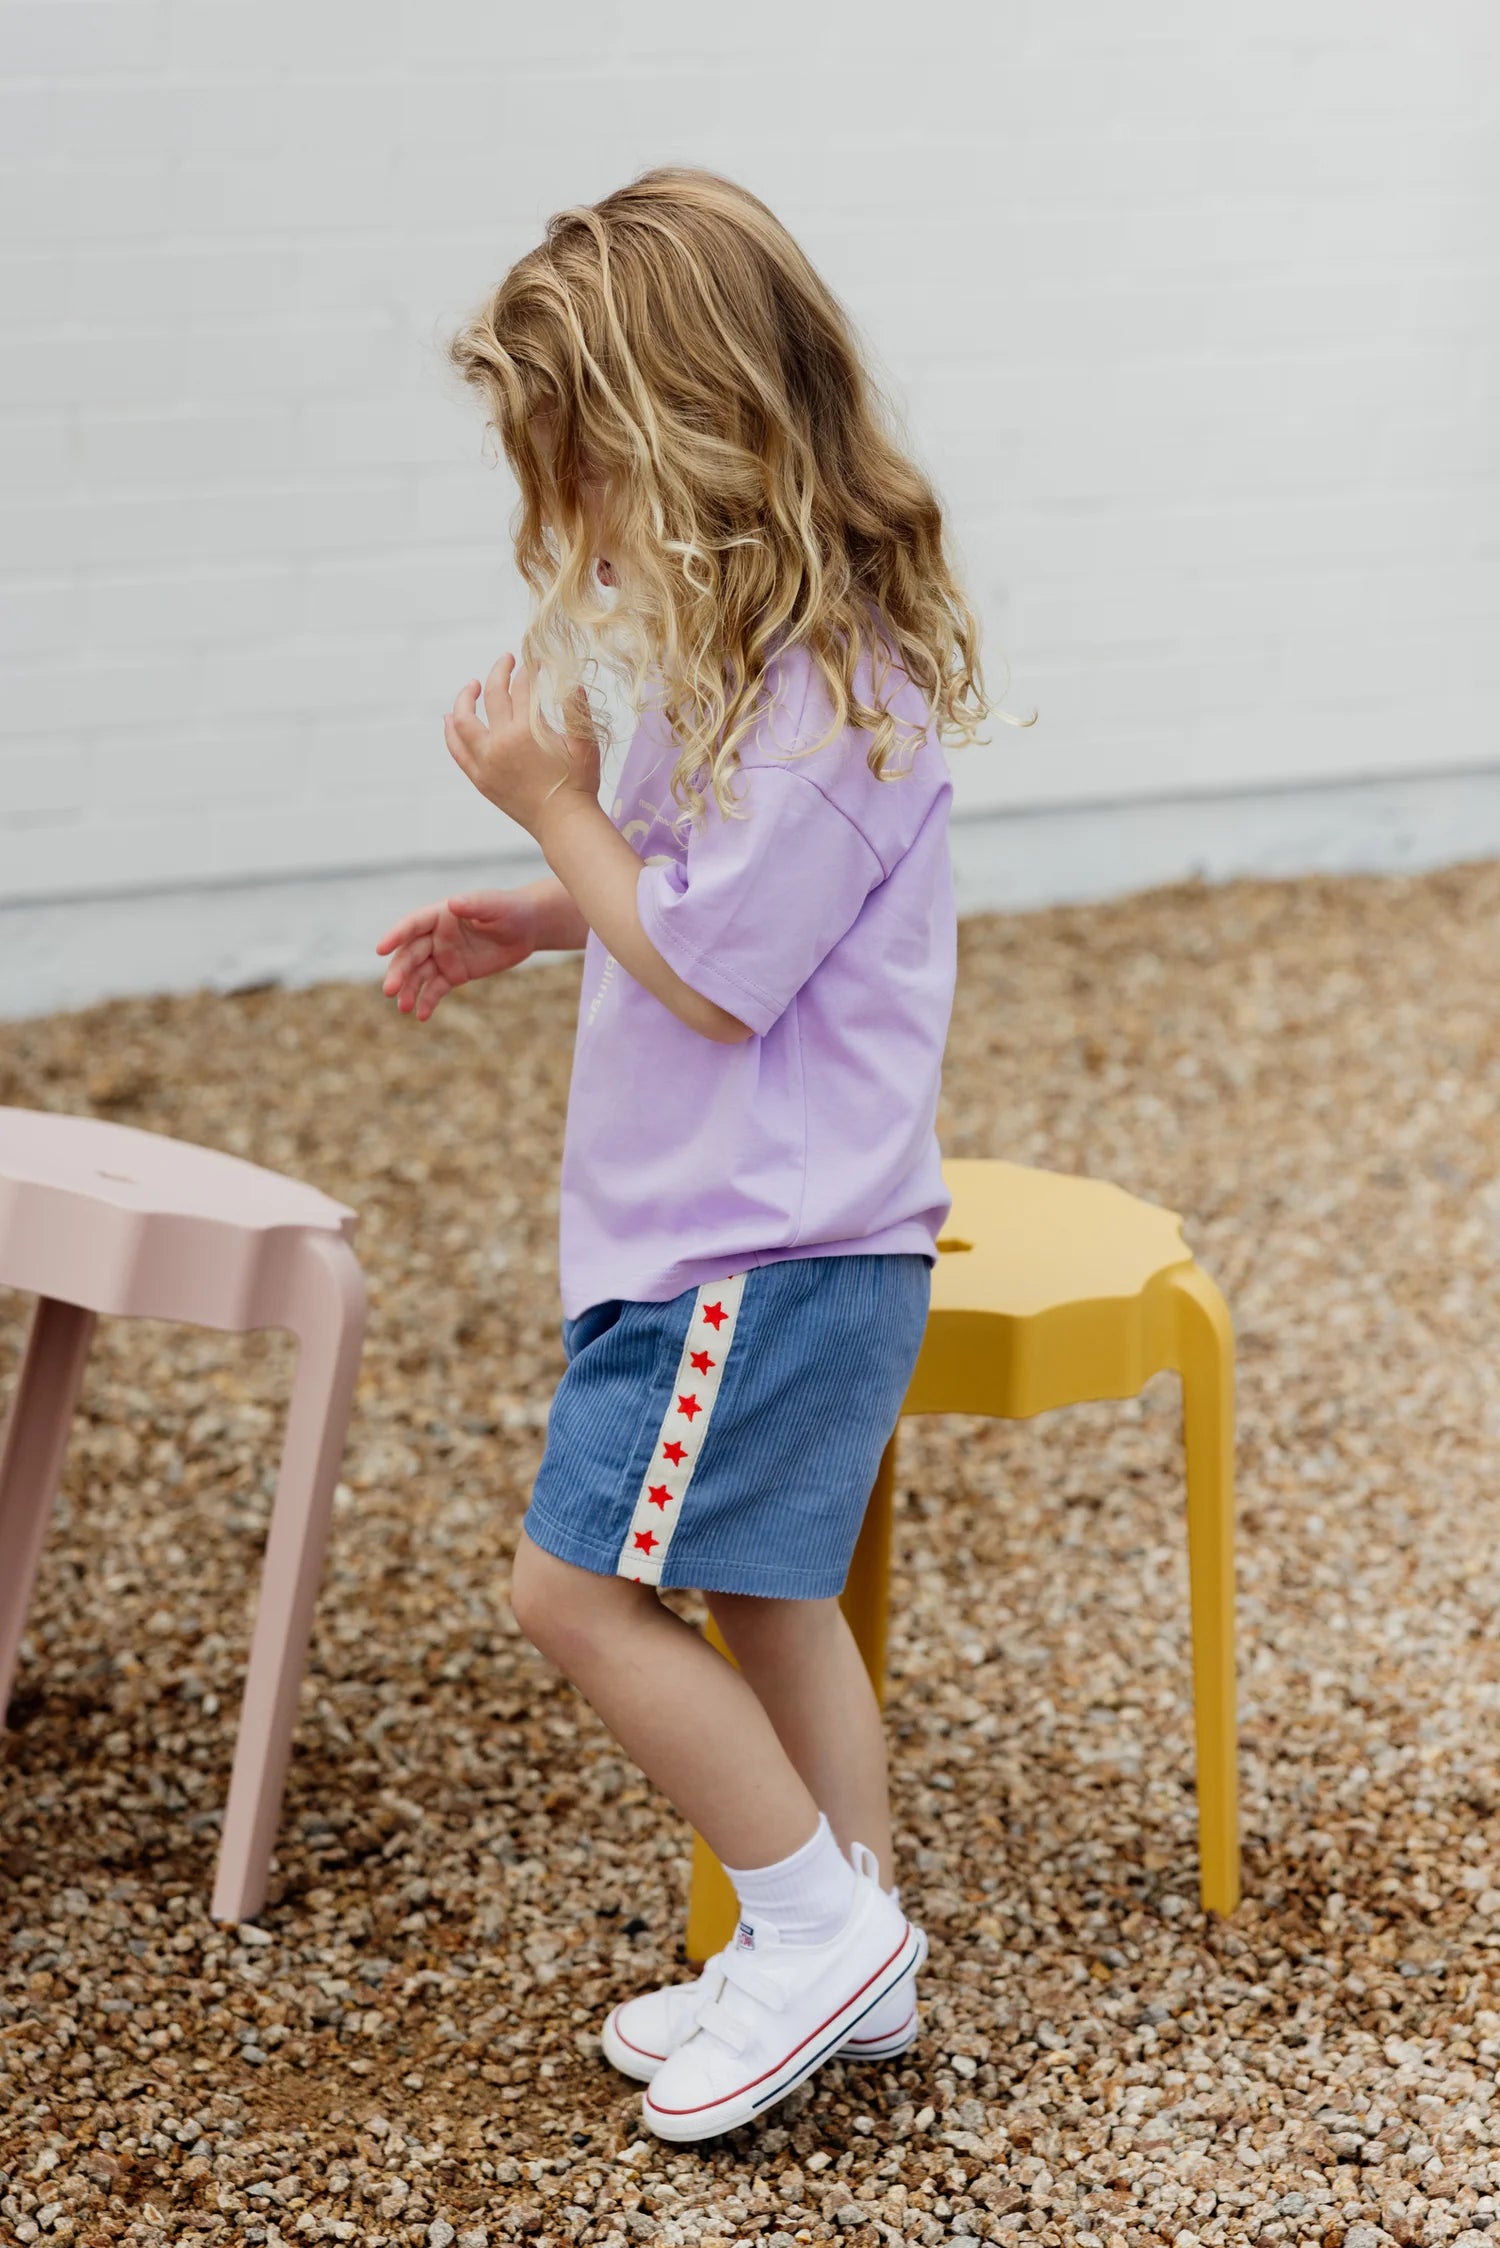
0, 1108, 355, 1332
0, 1105, 366, 1926
913, 1158, 1196, 1418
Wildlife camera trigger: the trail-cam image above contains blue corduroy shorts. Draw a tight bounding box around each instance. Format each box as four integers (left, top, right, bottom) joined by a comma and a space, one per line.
522, 1251, 932, 1599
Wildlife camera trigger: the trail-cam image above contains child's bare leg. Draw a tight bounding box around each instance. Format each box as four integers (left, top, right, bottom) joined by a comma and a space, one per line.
706, 1592, 894, 1889
509, 1530, 821, 1870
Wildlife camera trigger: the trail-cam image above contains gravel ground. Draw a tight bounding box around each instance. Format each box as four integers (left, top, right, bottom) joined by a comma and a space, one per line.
2, 859, 1499, 2248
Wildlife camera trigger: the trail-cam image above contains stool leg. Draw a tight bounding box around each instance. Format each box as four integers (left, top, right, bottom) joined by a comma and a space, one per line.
682, 1429, 900, 1963
684, 1612, 743, 1965
211, 1233, 366, 1925
1168, 1261, 1240, 1915
0, 1295, 96, 1725
840, 1427, 897, 1706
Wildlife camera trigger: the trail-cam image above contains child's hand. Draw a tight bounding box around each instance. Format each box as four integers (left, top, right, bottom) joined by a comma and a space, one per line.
374, 890, 537, 1021
444, 656, 600, 840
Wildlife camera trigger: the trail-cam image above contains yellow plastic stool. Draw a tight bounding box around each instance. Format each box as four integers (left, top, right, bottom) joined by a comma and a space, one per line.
685, 1158, 1239, 1959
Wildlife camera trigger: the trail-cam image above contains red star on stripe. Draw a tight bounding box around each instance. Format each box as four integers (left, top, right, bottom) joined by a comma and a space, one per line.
677, 1391, 701, 1419
701, 1300, 727, 1329
690, 1348, 715, 1374
646, 1484, 673, 1510
662, 1439, 687, 1464
633, 1528, 659, 1554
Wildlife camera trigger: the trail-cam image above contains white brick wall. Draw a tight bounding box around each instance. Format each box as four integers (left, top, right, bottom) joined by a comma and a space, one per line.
2, 2, 1498, 1016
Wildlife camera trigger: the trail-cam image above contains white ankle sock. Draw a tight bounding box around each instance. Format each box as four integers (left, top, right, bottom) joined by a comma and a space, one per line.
723, 1811, 858, 1948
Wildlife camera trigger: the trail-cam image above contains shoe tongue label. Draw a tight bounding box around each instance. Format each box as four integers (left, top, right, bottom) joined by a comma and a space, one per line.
734, 1918, 756, 1952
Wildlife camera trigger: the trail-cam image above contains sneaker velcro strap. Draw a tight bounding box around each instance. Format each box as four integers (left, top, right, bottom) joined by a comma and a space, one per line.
719, 1951, 786, 2013
693, 1995, 753, 2054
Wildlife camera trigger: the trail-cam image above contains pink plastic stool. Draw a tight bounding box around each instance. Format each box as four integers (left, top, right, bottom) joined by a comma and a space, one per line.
0, 1105, 367, 1924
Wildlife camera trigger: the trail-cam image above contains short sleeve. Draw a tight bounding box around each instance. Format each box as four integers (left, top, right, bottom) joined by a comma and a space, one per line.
635, 762, 884, 1037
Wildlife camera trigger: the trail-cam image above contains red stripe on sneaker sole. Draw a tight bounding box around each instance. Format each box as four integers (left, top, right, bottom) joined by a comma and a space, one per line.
605, 2008, 667, 2065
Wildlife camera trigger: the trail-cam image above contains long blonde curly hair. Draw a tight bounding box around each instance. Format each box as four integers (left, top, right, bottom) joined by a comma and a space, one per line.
446, 165, 1028, 830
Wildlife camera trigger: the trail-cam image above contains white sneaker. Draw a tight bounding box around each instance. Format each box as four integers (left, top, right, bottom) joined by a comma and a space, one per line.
601, 1917, 927, 2081
638, 1842, 923, 2141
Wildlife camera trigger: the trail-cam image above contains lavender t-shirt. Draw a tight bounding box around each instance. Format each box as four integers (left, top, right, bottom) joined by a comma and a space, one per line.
556, 638, 956, 1320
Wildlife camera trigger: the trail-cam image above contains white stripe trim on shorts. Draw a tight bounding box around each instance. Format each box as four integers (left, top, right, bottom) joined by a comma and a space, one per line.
615, 1271, 747, 1585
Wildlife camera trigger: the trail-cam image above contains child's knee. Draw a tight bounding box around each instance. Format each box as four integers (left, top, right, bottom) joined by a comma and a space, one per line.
509, 1531, 620, 1671
509, 1532, 571, 1654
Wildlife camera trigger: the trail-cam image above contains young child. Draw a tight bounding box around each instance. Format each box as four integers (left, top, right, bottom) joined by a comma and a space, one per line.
376, 167, 997, 2141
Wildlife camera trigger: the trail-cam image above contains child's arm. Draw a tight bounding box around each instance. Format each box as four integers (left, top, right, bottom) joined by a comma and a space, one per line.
443, 657, 753, 1046
537, 794, 752, 1043
375, 875, 588, 1022
510, 873, 590, 951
